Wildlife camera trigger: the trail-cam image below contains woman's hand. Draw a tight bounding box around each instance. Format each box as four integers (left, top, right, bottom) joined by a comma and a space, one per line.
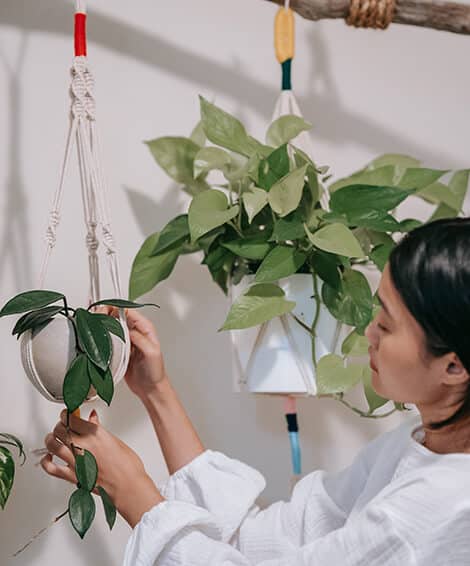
102, 306, 169, 400
40, 409, 164, 528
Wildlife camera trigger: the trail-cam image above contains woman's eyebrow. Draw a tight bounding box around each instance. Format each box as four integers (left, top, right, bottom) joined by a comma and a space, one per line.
377, 292, 394, 319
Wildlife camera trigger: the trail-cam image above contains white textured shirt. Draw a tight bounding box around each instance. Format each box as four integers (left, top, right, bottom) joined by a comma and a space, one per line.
123, 414, 470, 565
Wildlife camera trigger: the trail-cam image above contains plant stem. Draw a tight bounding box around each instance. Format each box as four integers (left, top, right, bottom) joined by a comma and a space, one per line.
310, 273, 321, 369
289, 313, 314, 336
63, 297, 69, 317
332, 394, 398, 419
237, 181, 242, 231
12, 508, 69, 556
228, 220, 243, 238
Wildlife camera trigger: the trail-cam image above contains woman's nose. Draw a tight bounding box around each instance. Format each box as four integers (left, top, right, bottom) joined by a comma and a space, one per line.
365, 320, 378, 347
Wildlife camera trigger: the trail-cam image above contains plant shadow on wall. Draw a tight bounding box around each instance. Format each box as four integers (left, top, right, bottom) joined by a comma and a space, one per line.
128, 96, 469, 420
0, 0, 462, 166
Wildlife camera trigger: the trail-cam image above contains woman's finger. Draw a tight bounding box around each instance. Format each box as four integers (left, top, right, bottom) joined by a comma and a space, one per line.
44, 433, 75, 466
59, 410, 96, 435
129, 328, 159, 358
125, 309, 159, 342
53, 421, 81, 445
40, 453, 77, 485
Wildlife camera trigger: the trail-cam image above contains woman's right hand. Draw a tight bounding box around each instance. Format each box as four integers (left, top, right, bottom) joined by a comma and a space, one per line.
104, 306, 169, 400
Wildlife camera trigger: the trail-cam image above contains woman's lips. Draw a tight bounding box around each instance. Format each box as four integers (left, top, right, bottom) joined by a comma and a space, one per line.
368, 348, 378, 371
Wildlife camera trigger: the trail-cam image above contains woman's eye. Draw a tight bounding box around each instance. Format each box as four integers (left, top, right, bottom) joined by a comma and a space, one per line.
377, 323, 388, 332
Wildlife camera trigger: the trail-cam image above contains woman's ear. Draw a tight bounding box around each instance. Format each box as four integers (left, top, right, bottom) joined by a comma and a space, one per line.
443, 354, 469, 386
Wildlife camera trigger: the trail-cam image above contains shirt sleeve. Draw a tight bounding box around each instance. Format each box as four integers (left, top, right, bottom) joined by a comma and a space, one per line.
122, 496, 417, 566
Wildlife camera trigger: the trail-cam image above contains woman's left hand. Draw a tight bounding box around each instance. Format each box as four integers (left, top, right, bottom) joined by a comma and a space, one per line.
40, 408, 164, 528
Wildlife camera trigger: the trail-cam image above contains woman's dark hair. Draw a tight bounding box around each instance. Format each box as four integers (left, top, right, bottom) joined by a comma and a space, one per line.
388, 216, 470, 430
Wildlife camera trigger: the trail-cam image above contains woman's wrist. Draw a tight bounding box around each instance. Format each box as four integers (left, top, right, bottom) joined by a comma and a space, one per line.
117, 471, 165, 529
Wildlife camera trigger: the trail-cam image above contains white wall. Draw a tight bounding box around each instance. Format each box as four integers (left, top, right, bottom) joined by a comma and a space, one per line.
0, 1, 469, 564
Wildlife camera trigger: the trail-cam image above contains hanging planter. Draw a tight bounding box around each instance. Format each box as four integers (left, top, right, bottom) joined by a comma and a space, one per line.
129, 95, 470, 418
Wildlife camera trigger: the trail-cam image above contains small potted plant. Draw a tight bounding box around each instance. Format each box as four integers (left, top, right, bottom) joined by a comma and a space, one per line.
129, 95, 469, 418
0, 291, 159, 540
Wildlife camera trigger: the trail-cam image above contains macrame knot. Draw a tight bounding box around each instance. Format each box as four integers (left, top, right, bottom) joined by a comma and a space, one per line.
101, 225, 116, 254
45, 209, 60, 247
86, 232, 99, 252
70, 57, 96, 120
347, 0, 395, 29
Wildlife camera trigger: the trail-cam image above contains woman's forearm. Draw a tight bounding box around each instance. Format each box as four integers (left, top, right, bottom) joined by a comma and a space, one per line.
140, 377, 205, 475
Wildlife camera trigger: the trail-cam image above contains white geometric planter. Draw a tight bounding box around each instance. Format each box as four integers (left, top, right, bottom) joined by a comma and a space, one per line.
230, 265, 381, 396
20, 315, 128, 404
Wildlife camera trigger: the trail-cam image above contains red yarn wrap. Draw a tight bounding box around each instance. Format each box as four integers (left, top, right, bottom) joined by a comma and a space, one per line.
74, 13, 87, 56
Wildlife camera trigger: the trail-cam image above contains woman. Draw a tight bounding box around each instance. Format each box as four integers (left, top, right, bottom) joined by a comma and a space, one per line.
41, 217, 470, 565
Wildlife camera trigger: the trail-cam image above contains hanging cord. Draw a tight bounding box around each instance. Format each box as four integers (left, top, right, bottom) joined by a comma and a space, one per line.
347, 0, 396, 29
284, 396, 302, 491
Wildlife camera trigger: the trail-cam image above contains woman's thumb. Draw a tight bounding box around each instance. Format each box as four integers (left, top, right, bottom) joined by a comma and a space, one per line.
89, 409, 100, 424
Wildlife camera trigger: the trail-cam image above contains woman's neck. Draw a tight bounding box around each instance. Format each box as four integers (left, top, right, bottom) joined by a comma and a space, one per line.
417, 408, 470, 454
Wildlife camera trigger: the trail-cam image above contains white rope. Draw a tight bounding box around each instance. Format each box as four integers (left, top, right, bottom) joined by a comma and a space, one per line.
34, 55, 130, 401
75, 0, 87, 14
284, 0, 291, 10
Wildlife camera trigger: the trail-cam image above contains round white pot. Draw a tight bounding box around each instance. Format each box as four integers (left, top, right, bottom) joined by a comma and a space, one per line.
229, 264, 381, 396
20, 315, 129, 403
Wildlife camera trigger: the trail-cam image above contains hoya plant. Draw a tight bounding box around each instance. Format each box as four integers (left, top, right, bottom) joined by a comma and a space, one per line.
129, 95, 469, 418
0, 433, 25, 510
0, 291, 158, 541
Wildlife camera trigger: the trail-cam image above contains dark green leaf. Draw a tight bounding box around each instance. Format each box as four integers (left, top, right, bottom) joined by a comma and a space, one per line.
330, 184, 414, 215
89, 299, 160, 310
75, 449, 98, 492
370, 242, 395, 271
322, 269, 373, 332
310, 251, 342, 291
88, 360, 114, 406
151, 215, 190, 256
129, 232, 181, 300
97, 486, 117, 530
258, 145, 290, 191
91, 314, 125, 342
75, 309, 111, 371
63, 354, 91, 413
0, 290, 64, 318
68, 488, 96, 539
269, 210, 306, 242
12, 305, 63, 338
221, 236, 272, 260
255, 246, 307, 283
0, 446, 14, 510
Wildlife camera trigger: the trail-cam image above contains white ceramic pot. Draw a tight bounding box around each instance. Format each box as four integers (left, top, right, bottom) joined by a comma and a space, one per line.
20, 314, 130, 403
230, 264, 381, 396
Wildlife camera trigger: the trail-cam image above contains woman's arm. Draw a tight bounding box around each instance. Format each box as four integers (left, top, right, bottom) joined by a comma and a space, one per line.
140, 377, 205, 475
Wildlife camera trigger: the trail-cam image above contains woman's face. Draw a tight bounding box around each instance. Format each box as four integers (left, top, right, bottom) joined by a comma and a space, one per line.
364, 262, 444, 405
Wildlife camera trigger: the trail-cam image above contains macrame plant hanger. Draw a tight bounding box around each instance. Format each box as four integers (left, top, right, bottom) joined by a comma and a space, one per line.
230, 0, 396, 486
21, 0, 130, 408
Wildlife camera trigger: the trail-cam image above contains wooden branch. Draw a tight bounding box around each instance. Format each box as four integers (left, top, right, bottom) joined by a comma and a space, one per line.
265, 0, 470, 35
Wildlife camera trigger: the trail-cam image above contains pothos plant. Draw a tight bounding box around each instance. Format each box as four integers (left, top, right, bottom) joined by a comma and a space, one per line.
0, 290, 159, 542
129, 95, 469, 418
0, 433, 25, 510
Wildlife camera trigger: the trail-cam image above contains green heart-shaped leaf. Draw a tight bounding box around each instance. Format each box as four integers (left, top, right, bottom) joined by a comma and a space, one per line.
129, 232, 182, 300
151, 215, 190, 256
306, 223, 365, 258
266, 115, 311, 147
255, 245, 307, 283
193, 147, 232, 178
341, 330, 370, 356
258, 145, 290, 191
242, 187, 268, 224
316, 354, 363, 395
221, 237, 272, 260
267, 165, 308, 218
188, 190, 239, 243
220, 283, 295, 330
